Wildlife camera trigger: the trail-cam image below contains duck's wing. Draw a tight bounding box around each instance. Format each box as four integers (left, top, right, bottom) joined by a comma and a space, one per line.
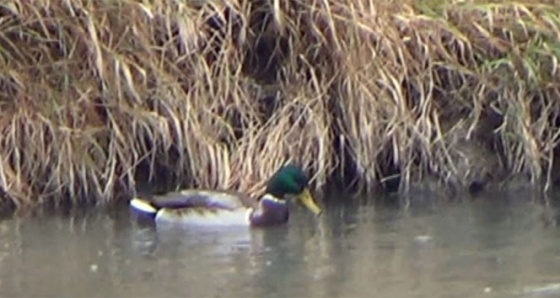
148, 189, 255, 210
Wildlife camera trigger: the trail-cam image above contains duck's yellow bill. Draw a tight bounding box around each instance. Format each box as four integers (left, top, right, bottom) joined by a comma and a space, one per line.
297, 188, 322, 216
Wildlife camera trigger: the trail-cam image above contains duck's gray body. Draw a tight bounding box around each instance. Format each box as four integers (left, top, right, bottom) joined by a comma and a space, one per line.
130, 189, 289, 227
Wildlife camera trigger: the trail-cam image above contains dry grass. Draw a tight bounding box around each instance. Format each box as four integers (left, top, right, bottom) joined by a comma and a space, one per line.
0, 0, 559, 210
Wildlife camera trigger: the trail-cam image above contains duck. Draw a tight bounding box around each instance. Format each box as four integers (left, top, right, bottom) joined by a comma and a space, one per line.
129, 164, 323, 227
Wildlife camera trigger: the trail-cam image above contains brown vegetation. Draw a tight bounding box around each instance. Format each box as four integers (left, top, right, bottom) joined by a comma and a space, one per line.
0, 0, 559, 210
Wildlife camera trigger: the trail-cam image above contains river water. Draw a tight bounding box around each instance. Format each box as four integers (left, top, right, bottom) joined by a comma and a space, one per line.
1, 190, 560, 297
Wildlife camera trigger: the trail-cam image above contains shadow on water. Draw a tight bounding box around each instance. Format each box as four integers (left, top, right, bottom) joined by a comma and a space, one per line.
2, 190, 560, 297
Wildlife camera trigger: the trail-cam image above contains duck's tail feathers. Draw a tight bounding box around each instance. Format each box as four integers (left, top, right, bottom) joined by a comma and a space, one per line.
130, 198, 158, 215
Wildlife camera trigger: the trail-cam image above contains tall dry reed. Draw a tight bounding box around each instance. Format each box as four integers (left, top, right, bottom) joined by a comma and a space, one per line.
0, 0, 559, 210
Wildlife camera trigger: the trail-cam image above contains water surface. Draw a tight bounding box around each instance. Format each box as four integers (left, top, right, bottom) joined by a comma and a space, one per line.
1, 191, 560, 297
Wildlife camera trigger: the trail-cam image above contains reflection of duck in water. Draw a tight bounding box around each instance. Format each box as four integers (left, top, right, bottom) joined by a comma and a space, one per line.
129, 164, 323, 227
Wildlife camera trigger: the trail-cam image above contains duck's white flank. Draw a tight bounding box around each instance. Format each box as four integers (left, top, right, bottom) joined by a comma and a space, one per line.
155, 208, 254, 227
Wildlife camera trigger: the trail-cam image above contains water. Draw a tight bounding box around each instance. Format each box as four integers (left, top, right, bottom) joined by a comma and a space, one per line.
1, 191, 560, 297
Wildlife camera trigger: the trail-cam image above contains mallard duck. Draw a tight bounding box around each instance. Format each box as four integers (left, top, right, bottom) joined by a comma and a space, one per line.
129, 164, 322, 227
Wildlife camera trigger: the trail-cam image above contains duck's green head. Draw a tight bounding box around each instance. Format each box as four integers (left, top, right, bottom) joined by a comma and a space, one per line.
265, 164, 322, 216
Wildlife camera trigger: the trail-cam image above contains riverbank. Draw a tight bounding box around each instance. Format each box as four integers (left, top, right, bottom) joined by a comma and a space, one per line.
0, 0, 559, 210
